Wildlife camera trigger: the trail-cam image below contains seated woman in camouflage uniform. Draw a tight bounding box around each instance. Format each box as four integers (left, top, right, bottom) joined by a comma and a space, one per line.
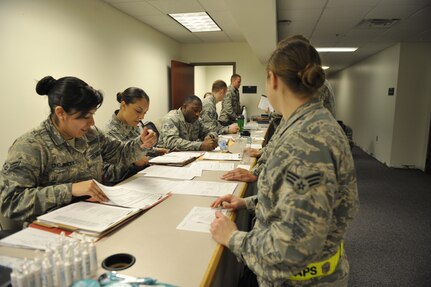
210, 37, 359, 286
0, 76, 156, 227
103, 87, 166, 185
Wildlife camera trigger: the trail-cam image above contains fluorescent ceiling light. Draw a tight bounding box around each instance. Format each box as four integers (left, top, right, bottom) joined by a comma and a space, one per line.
169, 12, 221, 33
322, 66, 330, 70
316, 47, 358, 52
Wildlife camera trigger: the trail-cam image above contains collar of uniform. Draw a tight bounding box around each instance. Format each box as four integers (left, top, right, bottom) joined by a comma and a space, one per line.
206, 95, 216, 105
229, 84, 238, 93
113, 110, 137, 133
177, 108, 194, 127
283, 98, 323, 131
43, 116, 67, 146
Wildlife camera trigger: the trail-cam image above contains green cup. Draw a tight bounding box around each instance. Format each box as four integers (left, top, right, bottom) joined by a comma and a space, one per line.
237, 115, 245, 132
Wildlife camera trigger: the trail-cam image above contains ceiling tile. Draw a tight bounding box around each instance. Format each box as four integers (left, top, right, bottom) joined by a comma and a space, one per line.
108, 1, 161, 16
147, 0, 204, 14
277, 0, 327, 10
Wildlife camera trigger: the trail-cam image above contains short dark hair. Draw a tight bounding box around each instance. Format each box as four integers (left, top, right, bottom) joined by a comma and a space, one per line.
36, 76, 103, 118
116, 87, 149, 104
182, 95, 202, 107
212, 80, 227, 93
231, 74, 241, 82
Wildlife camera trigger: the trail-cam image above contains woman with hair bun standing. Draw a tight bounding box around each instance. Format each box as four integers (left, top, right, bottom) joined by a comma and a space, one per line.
210, 37, 359, 286
0, 76, 157, 227
103, 87, 158, 184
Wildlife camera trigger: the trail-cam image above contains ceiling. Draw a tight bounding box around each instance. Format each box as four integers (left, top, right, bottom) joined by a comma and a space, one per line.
103, 0, 431, 75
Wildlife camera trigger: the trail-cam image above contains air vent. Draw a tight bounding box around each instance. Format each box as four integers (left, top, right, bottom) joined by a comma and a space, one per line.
357, 18, 400, 29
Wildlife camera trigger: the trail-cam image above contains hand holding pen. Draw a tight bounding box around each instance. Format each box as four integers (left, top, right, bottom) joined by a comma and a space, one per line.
140, 126, 157, 149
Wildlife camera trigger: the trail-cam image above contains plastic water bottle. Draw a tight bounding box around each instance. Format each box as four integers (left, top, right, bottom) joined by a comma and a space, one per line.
242, 106, 247, 124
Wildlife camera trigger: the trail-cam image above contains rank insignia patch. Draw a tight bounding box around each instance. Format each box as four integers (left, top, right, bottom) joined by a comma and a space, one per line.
286, 171, 323, 194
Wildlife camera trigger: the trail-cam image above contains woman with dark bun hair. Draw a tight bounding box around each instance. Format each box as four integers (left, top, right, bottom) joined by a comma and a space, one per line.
0, 76, 156, 226
103, 87, 158, 184
210, 36, 359, 286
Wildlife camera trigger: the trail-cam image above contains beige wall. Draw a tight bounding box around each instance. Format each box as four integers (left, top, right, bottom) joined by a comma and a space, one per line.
0, 0, 180, 164
181, 42, 267, 119
332, 43, 431, 170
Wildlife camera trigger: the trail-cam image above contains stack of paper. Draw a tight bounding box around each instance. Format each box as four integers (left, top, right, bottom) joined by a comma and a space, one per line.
34, 202, 141, 238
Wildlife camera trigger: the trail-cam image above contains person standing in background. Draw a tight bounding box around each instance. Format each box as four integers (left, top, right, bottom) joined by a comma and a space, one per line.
0, 76, 156, 226
319, 79, 336, 118
103, 87, 154, 185
201, 80, 239, 135
219, 74, 242, 126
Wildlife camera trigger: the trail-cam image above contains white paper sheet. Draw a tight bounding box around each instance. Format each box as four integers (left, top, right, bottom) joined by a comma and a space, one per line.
176, 207, 229, 233
139, 165, 201, 179
202, 152, 241, 161
0, 228, 76, 250
258, 95, 274, 112
170, 181, 237, 197
236, 164, 251, 171
149, 151, 203, 165
190, 161, 234, 172
95, 180, 170, 210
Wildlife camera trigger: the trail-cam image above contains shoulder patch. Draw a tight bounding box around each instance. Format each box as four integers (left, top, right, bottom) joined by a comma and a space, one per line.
286, 170, 323, 195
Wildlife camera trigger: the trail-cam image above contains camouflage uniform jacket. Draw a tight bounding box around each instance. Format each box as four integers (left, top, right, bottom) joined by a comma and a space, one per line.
0, 117, 143, 224
219, 84, 241, 125
201, 95, 229, 134
251, 118, 286, 177
228, 99, 359, 286
103, 111, 151, 185
318, 80, 336, 118
158, 109, 217, 151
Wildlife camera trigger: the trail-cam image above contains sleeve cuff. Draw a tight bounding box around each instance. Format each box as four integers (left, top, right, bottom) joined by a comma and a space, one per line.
244, 195, 258, 211
60, 183, 73, 204
228, 230, 248, 260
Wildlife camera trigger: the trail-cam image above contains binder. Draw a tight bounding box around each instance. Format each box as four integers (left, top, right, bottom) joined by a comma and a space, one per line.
149, 151, 204, 166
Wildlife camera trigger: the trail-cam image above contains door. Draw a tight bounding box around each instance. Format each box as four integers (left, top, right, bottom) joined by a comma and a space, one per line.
171, 60, 194, 110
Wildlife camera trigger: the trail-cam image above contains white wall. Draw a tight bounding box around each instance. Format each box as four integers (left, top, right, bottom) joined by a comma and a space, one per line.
391, 43, 431, 169
0, 0, 180, 165
332, 43, 431, 170
332, 44, 400, 165
194, 66, 207, 100
181, 43, 267, 119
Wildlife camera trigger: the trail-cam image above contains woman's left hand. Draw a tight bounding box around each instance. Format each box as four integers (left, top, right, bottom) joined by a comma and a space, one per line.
140, 126, 157, 148
210, 211, 238, 246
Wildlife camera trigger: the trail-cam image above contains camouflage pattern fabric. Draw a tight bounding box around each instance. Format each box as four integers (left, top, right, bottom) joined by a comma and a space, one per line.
228, 99, 359, 286
318, 80, 336, 118
0, 117, 143, 224
251, 118, 286, 177
219, 84, 241, 125
158, 109, 217, 151
200, 95, 229, 135
103, 111, 151, 185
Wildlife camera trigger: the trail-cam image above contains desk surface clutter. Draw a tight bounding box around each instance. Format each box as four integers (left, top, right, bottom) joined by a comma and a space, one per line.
0, 125, 266, 287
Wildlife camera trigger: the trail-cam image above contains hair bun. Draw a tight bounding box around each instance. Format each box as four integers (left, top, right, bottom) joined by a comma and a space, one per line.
116, 92, 123, 103
36, 76, 57, 96
298, 63, 325, 90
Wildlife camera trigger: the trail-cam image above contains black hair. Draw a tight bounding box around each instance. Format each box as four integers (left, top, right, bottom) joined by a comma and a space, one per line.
182, 95, 202, 107
116, 87, 149, 105
36, 76, 103, 118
